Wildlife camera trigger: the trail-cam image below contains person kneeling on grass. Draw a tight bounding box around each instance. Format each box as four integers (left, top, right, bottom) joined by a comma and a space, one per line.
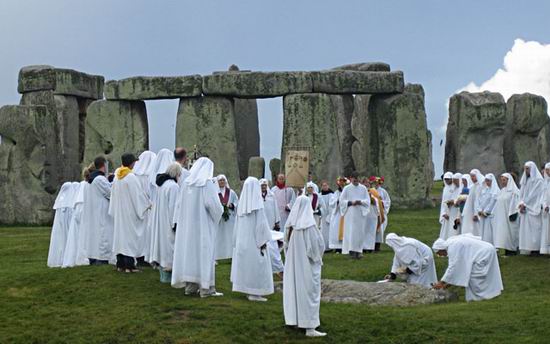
383, 233, 437, 288
283, 195, 326, 337
432, 234, 503, 301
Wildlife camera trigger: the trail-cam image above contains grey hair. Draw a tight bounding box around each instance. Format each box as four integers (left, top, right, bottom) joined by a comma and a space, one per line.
165, 162, 182, 180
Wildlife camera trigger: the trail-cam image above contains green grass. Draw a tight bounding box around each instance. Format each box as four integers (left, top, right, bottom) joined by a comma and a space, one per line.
1, 208, 550, 343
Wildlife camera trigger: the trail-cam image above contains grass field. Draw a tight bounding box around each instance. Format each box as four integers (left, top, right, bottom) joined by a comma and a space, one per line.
2, 207, 550, 343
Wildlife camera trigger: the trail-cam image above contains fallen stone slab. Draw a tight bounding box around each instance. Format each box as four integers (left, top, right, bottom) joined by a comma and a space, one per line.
312, 70, 404, 94
18, 65, 104, 99
202, 71, 313, 98
104, 75, 203, 100
274, 279, 457, 306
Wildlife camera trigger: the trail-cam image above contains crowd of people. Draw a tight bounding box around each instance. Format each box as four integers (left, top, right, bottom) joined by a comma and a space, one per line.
45, 148, 529, 336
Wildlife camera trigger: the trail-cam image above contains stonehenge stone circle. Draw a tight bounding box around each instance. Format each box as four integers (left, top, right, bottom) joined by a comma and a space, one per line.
0, 62, 436, 224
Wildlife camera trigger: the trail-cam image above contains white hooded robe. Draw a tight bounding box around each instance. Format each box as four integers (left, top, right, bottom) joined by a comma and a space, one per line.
339, 183, 370, 254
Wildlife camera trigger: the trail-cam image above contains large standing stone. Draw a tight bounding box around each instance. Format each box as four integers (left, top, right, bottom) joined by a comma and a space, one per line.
104, 76, 202, 100
202, 71, 313, 98
175, 96, 240, 188
350, 94, 373, 177
444, 91, 507, 175
18, 65, 104, 99
311, 70, 404, 94
367, 84, 433, 207
282, 93, 354, 186
247, 157, 265, 179
20, 91, 82, 181
0, 105, 59, 224
504, 93, 550, 175
234, 98, 260, 180
83, 100, 149, 168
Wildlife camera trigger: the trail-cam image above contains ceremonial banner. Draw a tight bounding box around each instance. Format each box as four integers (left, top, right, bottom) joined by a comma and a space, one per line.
285, 150, 309, 188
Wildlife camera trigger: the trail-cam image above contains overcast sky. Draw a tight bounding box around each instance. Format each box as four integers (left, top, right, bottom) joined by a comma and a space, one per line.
1, 1, 550, 178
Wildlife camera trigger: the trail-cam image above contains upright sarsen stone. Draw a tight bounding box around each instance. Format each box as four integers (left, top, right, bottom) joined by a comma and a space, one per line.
504, 93, 550, 175
0, 105, 59, 224
83, 100, 149, 169
282, 93, 354, 186
175, 96, 240, 188
248, 157, 265, 179
368, 85, 433, 207
234, 98, 260, 180
444, 91, 507, 175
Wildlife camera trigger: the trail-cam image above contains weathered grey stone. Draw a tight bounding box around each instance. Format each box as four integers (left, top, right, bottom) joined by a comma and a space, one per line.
269, 158, 281, 185
104, 75, 202, 100
350, 94, 372, 177
311, 70, 404, 94
248, 157, 265, 179
175, 96, 240, 188
332, 62, 391, 72
333, 95, 356, 176
404, 83, 425, 97
274, 279, 457, 306
83, 100, 148, 168
504, 93, 550, 175
444, 91, 507, 175
0, 105, 59, 224
367, 85, 433, 207
282, 93, 354, 186
202, 71, 313, 98
18, 65, 104, 99
234, 98, 260, 180
20, 91, 82, 181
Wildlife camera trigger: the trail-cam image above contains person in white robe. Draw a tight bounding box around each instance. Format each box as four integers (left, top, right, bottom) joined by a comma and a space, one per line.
82, 157, 114, 265
440, 173, 463, 240
110, 153, 152, 272
439, 172, 455, 238
215, 175, 238, 260
340, 172, 371, 258
231, 177, 274, 301
47, 182, 78, 267
518, 161, 544, 254
174, 147, 189, 171
271, 173, 296, 230
305, 182, 321, 226
477, 174, 499, 244
375, 176, 391, 246
461, 169, 484, 235
328, 177, 348, 251
133, 150, 157, 198
260, 178, 284, 278
540, 163, 550, 254
362, 178, 379, 252
62, 178, 89, 268
171, 158, 224, 298
384, 233, 437, 288
283, 195, 326, 337
318, 181, 334, 251
433, 234, 503, 302
149, 163, 182, 281
492, 173, 520, 255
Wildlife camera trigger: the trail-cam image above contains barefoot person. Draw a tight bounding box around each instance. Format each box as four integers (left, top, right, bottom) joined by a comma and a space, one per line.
432, 234, 503, 301
383, 233, 437, 288
284, 195, 326, 337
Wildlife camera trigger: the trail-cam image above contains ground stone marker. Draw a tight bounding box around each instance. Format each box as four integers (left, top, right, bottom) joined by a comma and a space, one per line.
83, 100, 149, 169
444, 91, 507, 176
274, 279, 457, 306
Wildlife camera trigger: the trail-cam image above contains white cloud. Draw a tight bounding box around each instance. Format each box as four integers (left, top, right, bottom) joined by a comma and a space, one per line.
459, 38, 550, 103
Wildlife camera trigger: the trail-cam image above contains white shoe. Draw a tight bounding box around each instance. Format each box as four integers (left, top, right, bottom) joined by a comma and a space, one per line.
306, 329, 327, 337
200, 291, 224, 298
247, 295, 268, 302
